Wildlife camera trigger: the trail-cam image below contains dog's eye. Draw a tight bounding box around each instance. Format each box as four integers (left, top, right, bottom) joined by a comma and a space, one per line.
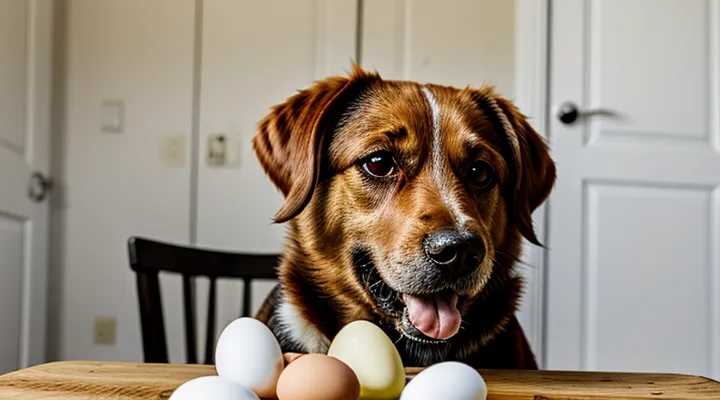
469, 160, 495, 189
362, 151, 397, 177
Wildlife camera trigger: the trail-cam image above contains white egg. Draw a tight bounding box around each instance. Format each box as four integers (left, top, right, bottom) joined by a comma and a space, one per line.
169, 376, 259, 400
400, 361, 487, 400
214, 317, 284, 398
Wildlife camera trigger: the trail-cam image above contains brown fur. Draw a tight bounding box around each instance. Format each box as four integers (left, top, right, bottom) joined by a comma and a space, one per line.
252, 65, 555, 369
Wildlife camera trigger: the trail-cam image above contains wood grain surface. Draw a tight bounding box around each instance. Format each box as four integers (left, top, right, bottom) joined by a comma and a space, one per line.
0, 361, 718, 399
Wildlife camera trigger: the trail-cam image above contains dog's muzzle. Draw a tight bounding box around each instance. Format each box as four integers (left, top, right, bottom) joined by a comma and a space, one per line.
353, 233, 486, 343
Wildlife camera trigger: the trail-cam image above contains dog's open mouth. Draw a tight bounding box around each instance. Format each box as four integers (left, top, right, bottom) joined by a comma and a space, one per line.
401, 291, 461, 341
354, 249, 464, 343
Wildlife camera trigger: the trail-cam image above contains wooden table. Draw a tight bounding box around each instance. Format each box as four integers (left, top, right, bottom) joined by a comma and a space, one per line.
0, 361, 718, 399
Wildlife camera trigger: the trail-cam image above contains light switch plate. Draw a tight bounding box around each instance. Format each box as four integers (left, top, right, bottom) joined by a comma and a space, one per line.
160, 134, 186, 166
100, 100, 123, 133
207, 133, 227, 166
206, 133, 240, 167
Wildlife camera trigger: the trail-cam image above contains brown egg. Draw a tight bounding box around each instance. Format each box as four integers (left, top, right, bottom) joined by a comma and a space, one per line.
283, 352, 306, 365
276, 353, 360, 400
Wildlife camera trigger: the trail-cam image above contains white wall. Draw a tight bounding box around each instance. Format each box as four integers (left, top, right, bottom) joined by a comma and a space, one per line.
50, 0, 196, 362
49, 0, 358, 363
49, 0, 521, 363
362, 0, 516, 97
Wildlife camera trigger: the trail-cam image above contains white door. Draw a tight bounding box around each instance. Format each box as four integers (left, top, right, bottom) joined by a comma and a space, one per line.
545, 0, 720, 380
0, 0, 54, 373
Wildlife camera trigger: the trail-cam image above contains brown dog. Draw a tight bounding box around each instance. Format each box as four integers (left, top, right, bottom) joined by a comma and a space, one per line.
252, 65, 555, 369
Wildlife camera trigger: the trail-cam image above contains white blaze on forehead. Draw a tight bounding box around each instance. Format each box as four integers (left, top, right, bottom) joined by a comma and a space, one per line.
420, 86, 470, 227
421, 86, 442, 178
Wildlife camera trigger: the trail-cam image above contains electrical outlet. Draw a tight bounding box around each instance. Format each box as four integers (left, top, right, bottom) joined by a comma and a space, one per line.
94, 317, 116, 345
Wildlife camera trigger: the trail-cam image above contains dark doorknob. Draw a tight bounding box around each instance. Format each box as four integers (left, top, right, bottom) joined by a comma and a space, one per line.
557, 102, 580, 124
28, 171, 53, 203
557, 102, 617, 125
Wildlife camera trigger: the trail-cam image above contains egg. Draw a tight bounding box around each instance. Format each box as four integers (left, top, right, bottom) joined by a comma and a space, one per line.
327, 320, 405, 399
276, 353, 361, 400
400, 361, 487, 400
169, 376, 260, 400
214, 317, 284, 398
283, 352, 305, 365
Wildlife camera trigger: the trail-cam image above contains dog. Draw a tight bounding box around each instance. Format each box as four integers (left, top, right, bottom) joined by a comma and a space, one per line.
252, 65, 555, 369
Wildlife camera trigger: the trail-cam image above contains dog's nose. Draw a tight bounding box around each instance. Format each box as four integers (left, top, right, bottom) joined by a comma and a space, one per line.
424, 230, 485, 276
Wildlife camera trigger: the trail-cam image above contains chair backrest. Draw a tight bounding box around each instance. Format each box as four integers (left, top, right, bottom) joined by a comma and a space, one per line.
127, 236, 280, 365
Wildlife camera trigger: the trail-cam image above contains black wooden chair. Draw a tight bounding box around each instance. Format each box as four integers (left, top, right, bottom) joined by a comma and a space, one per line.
127, 236, 280, 365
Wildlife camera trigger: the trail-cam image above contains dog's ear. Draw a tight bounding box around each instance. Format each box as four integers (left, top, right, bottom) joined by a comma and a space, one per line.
252, 66, 376, 223
470, 89, 556, 246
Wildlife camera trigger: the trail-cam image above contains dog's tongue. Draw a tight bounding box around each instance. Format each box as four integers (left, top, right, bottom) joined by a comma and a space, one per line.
404, 292, 461, 340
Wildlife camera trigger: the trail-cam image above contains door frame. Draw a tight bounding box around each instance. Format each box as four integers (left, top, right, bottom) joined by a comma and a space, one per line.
22, 0, 55, 368
513, 0, 551, 368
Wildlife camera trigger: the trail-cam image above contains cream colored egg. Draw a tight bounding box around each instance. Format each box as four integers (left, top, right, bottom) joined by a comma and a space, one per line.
327, 320, 405, 399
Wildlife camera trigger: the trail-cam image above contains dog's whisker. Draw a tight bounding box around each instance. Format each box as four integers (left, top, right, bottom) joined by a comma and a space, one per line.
362, 274, 372, 286
362, 274, 372, 287
369, 280, 383, 289
378, 288, 395, 302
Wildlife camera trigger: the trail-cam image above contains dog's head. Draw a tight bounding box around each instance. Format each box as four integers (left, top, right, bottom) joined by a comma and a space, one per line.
253, 66, 555, 347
